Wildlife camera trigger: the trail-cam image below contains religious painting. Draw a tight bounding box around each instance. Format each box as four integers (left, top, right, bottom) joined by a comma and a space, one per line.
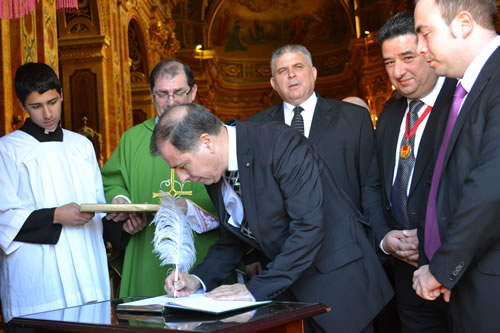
208, 0, 353, 57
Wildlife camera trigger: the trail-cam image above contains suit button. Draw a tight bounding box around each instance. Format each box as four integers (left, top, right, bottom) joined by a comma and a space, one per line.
245, 162, 250, 167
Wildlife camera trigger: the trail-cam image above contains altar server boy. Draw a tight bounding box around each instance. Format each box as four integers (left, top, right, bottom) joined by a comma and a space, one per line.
0, 62, 111, 322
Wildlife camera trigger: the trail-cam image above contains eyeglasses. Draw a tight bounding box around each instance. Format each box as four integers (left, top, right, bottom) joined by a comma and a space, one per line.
153, 86, 193, 100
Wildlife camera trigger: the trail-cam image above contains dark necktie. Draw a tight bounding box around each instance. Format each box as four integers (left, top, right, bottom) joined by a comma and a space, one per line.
391, 100, 424, 229
224, 170, 255, 240
291, 106, 304, 135
424, 82, 467, 260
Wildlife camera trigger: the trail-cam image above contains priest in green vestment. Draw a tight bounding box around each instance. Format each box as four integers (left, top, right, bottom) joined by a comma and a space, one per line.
101, 59, 220, 297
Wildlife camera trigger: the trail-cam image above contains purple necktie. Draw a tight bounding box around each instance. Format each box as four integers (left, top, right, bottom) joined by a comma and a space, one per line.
424, 82, 467, 260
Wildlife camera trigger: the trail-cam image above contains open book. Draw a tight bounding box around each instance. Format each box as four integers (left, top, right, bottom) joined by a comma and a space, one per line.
117, 294, 271, 315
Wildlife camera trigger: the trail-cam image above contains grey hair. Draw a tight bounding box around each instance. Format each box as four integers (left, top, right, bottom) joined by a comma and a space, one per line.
270, 45, 313, 75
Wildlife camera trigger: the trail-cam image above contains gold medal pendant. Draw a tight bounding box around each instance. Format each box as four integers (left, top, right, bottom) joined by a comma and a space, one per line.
400, 144, 411, 159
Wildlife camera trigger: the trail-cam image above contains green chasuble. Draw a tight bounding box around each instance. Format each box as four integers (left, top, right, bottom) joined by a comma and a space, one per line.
101, 117, 219, 297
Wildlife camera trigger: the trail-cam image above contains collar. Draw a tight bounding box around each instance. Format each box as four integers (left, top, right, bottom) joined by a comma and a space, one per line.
19, 118, 63, 142
414, 76, 445, 109
461, 35, 500, 93
224, 124, 238, 172
283, 92, 318, 114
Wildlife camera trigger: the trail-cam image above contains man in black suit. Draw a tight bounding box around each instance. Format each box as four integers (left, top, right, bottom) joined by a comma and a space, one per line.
375, 12, 456, 332
413, 0, 500, 331
248, 44, 385, 250
152, 103, 394, 332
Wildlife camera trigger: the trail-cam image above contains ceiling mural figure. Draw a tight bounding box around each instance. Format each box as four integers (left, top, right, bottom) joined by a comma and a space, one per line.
208, 0, 353, 56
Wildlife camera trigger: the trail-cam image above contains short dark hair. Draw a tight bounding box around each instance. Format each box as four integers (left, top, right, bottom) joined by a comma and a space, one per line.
149, 59, 195, 90
14, 62, 62, 106
150, 103, 221, 155
414, 0, 497, 31
376, 12, 415, 45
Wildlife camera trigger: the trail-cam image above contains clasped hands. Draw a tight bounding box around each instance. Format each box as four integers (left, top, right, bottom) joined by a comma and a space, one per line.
164, 271, 252, 301
383, 229, 451, 302
382, 229, 419, 267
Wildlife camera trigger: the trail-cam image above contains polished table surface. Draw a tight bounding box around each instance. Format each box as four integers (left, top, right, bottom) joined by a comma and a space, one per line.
9, 297, 329, 332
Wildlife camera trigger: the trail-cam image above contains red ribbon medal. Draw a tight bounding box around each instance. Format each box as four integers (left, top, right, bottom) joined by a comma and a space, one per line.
400, 105, 432, 159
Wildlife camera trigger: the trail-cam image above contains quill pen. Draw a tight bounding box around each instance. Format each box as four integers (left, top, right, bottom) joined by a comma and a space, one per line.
151, 194, 196, 297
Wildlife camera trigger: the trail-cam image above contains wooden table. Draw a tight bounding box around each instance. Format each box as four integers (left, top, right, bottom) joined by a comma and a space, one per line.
8, 298, 329, 332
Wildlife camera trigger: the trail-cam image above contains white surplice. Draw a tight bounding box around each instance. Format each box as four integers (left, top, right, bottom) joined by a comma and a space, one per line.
0, 129, 110, 322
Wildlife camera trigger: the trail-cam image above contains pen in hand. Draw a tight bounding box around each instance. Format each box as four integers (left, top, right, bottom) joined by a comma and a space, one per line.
173, 264, 179, 298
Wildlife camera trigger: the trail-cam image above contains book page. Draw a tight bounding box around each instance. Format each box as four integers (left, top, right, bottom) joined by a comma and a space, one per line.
166, 294, 271, 314
117, 294, 271, 315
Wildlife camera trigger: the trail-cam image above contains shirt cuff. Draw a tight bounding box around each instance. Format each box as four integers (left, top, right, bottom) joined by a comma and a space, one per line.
113, 195, 131, 204
380, 238, 390, 255
192, 274, 207, 292
185, 200, 196, 218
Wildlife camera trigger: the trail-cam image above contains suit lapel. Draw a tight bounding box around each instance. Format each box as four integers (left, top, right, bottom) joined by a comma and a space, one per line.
308, 96, 338, 144
382, 99, 406, 201
234, 122, 262, 248
212, 180, 227, 224
409, 78, 456, 196
444, 47, 500, 166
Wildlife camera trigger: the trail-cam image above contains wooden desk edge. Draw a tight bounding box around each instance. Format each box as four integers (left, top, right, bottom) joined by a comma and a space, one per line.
9, 303, 330, 333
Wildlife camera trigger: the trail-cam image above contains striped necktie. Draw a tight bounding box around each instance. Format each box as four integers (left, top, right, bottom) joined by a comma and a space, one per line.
391, 100, 424, 228
224, 170, 255, 240
291, 106, 304, 135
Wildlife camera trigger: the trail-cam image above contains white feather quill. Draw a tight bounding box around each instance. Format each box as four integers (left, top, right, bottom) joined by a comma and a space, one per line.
151, 194, 196, 274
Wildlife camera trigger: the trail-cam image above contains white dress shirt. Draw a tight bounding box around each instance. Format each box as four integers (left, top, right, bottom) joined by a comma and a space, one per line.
392, 76, 445, 192
222, 125, 244, 228
381, 77, 445, 253
283, 93, 318, 138
458, 35, 500, 112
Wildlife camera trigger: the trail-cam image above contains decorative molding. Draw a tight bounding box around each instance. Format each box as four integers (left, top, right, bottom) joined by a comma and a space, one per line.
58, 35, 110, 61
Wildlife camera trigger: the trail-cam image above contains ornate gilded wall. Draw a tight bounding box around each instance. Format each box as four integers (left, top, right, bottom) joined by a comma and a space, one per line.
0, 0, 181, 161
1, 0, 499, 161
172, 0, 415, 123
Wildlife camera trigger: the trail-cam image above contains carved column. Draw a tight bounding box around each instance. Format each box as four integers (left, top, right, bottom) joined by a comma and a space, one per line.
58, 35, 110, 155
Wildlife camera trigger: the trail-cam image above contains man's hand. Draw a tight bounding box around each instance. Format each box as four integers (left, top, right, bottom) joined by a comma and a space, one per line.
105, 197, 148, 235
204, 284, 252, 301
245, 262, 263, 280
105, 197, 130, 222
122, 213, 147, 235
54, 202, 94, 226
382, 229, 419, 267
412, 264, 451, 302
165, 271, 201, 297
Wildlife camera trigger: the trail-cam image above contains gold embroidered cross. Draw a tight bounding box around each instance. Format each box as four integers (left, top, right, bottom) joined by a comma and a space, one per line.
152, 169, 193, 200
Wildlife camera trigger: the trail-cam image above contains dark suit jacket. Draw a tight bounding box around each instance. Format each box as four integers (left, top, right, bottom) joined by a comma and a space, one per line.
192, 121, 393, 332
375, 78, 455, 313
422, 46, 500, 331
375, 78, 456, 244
248, 95, 386, 246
